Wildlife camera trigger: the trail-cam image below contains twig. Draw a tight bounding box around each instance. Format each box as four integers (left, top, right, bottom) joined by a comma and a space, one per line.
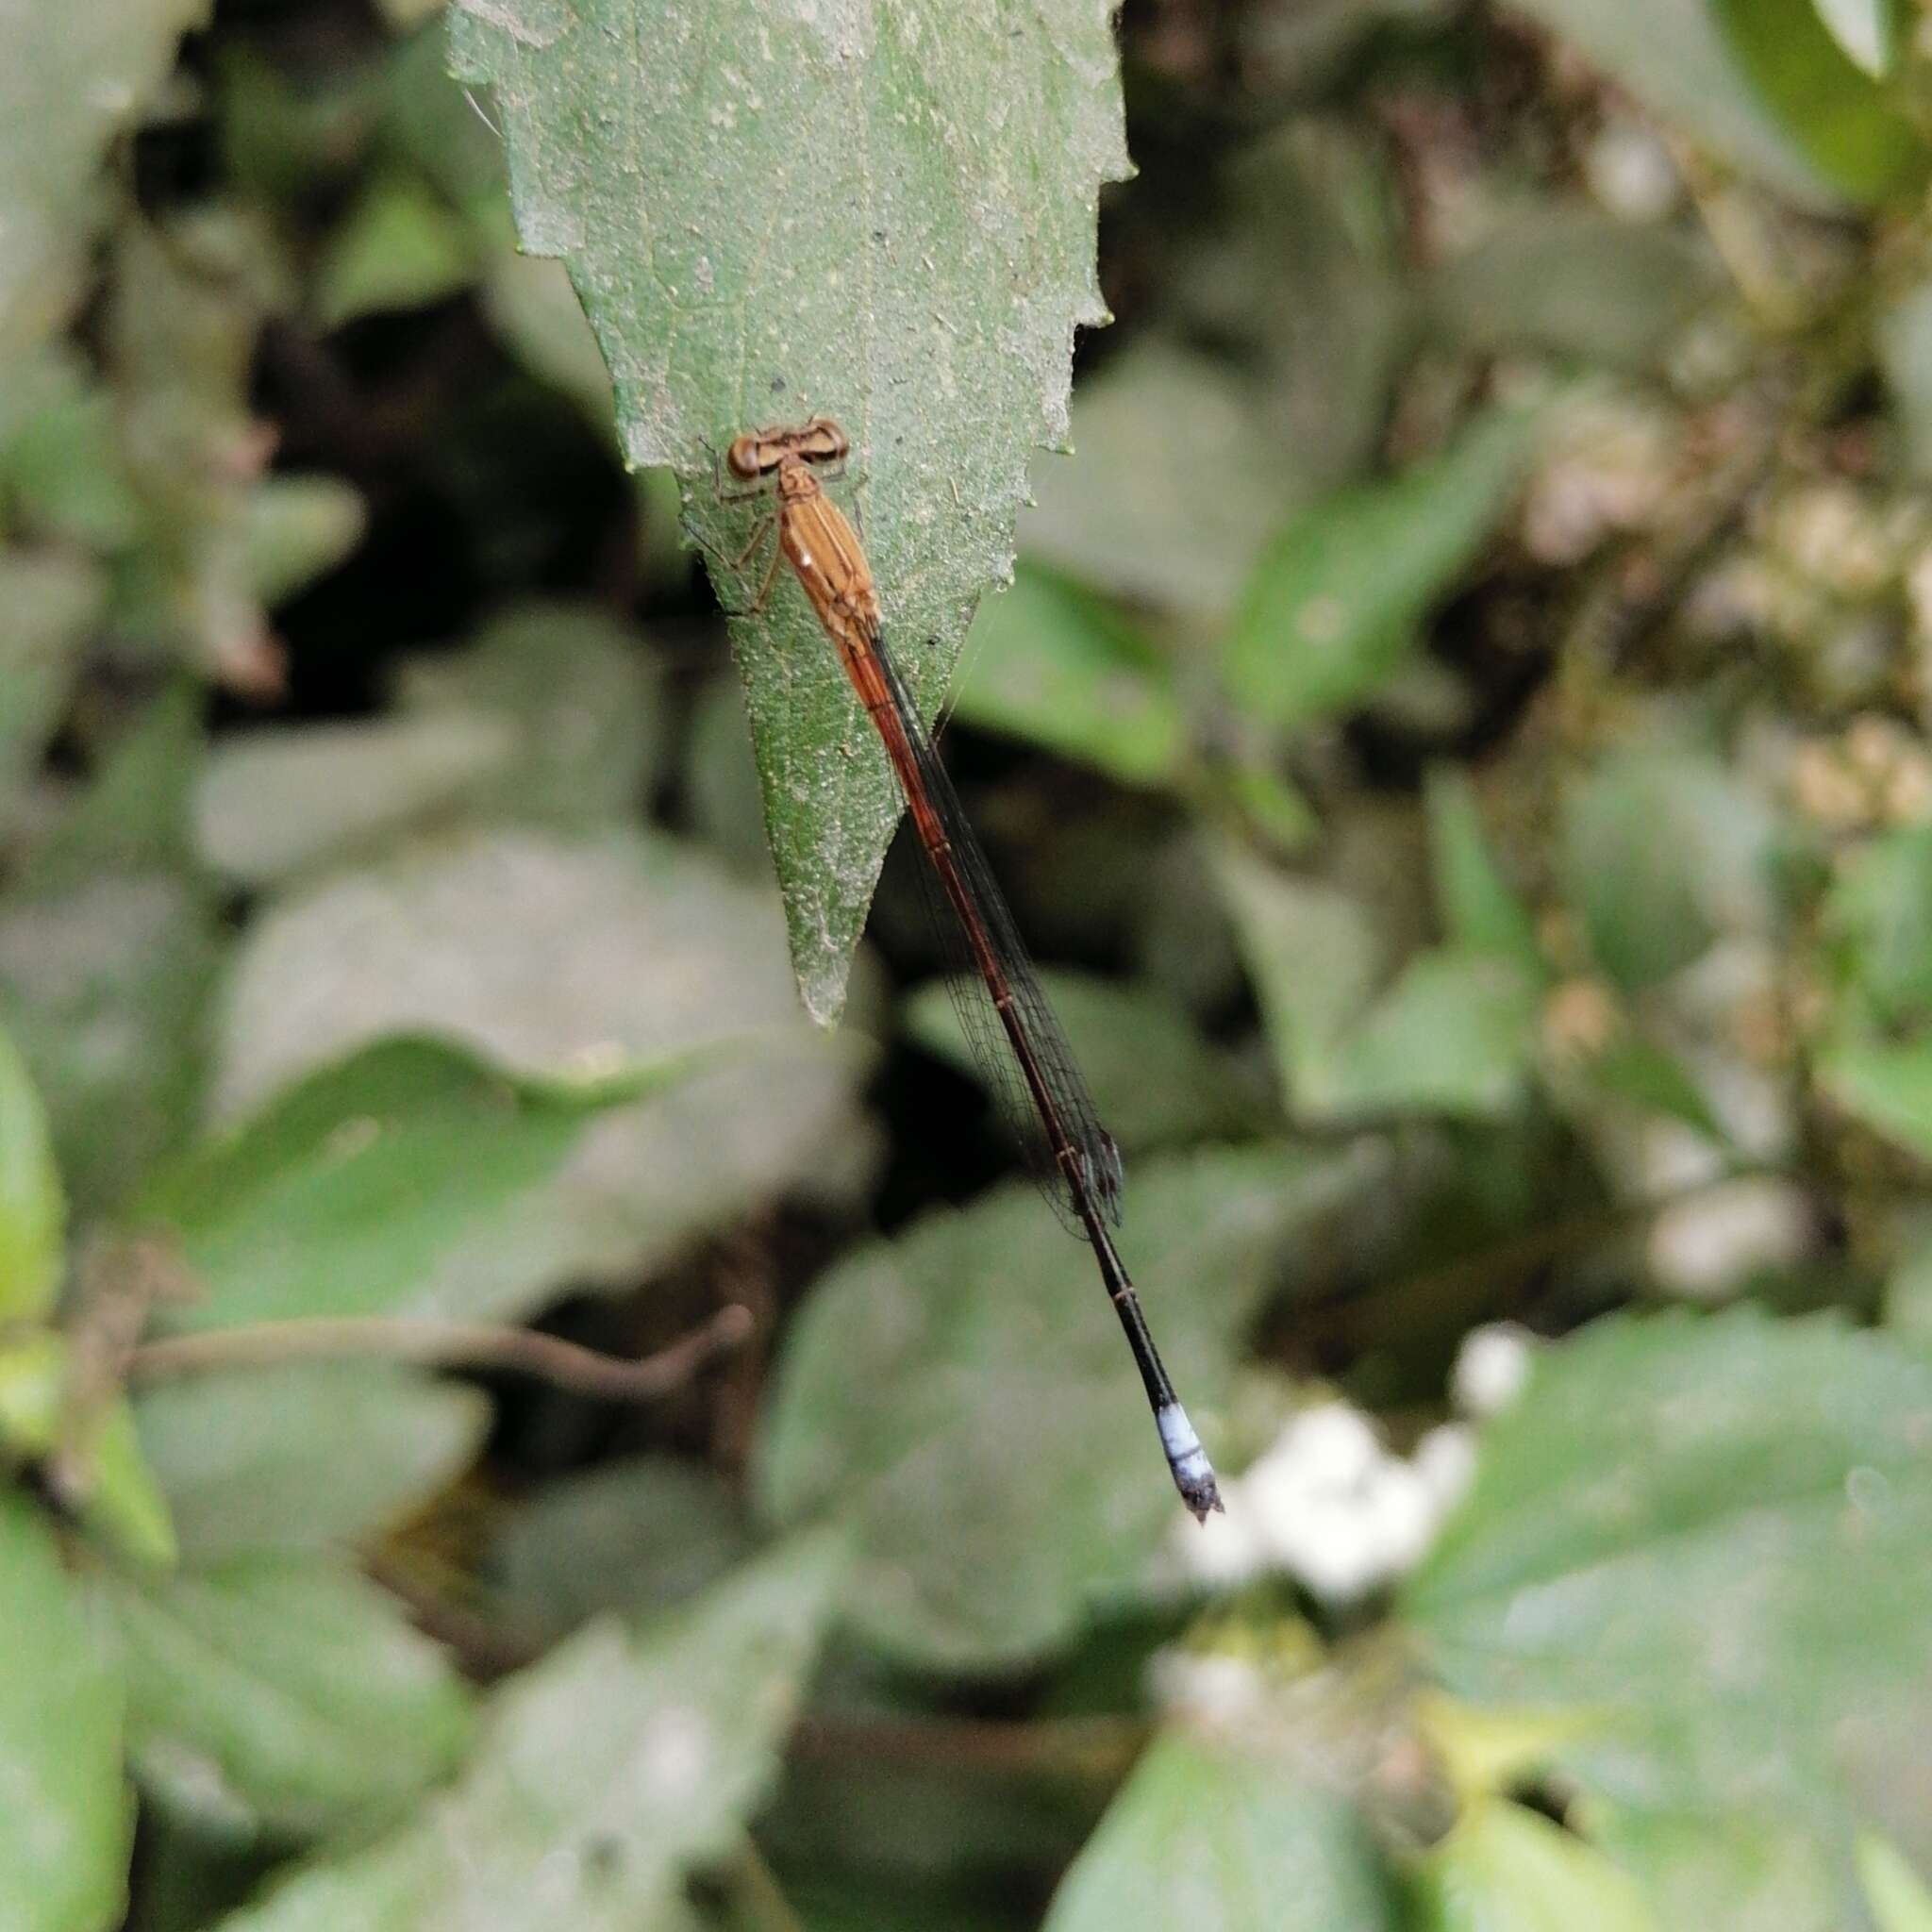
49, 1233, 197, 1507
709, 1222, 780, 1476
126, 1304, 756, 1399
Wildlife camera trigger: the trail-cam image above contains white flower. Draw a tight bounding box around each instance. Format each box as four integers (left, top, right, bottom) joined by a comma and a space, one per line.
1647, 1175, 1811, 1297
1584, 123, 1680, 223
1175, 1495, 1271, 1589
1413, 1423, 1477, 1512
1238, 1403, 1456, 1604
1453, 1324, 1536, 1418
1169, 1406, 1483, 1601
1146, 1648, 1269, 1724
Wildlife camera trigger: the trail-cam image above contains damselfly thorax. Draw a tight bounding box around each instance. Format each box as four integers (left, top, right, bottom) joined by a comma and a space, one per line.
709, 416, 879, 655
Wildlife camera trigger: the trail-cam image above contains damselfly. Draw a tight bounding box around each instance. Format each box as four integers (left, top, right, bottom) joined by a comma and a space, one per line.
709, 417, 1221, 1521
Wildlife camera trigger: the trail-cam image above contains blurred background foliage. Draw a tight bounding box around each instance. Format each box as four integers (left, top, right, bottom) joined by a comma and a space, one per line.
8, 0, 1932, 1927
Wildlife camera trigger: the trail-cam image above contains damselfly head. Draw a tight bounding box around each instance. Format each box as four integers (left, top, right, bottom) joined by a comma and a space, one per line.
725, 415, 850, 479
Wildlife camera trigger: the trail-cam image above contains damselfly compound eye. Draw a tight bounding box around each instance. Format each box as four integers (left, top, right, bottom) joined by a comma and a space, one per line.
798, 417, 849, 463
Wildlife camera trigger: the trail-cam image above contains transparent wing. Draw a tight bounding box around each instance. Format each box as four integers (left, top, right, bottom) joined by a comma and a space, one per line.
870, 630, 1124, 1232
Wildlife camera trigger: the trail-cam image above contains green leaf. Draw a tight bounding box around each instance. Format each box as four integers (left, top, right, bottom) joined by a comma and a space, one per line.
449, 0, 1129, 1026
0, 1328, 64, 1457
1211, 846, 1380, 1119
1416, 1798, 1659, 1932
392, 601, 669, 829
481, 252, 616, 428
1429, 208, 1719, 371
1878, 278, 1932, 482
488, 1456, 749, 1639
135, 1364, 489, 1562
243, 475, 366, 608
1812, 0, 1903, 76
1219, 758, 1320, 852
24, 680, 203, 888
1419, 1694, 1601, 1803
1559, 744, 1774, 991
1883, 1219, 1932, 1341
949, 568, 1188, 789
0, 0, 213, 357
1425, 770, 1541, 974
0, 1020, 63, 1321
1327, 951, 1541, 1122
108, 1557, 473, 1839
206, 827, 869, 1318
196, 605, 668, 887
13, 672, 208, 1004
314, 174, 477, 326
213, 41, 376, 211
1020, 340, 1311, 622
122, 1806, 270, 1932
212, 1532, 845, 1930
1859, 1830, 1932, 1932
904, 970, 1273, 1155
0, 1492, 130, 1932
1713, 0, 1924, 201
1183, 124, 1407, 498
142, 1034, 691, 1333
1224, 408, 1538, 731
0, 1335, 174, 1564
757, 1143, 1380, 1669
1821, 823, 1932, 1027
1582, 1036, 1730, 1143
1044, 1731, 1397, 1932
105, 211, 283, 682
1406, 1309, 1932, 1869
1817, 1034, 1932, 1162
0, 350, 142, 550
0, 547, 104, 828
381, 23, 506, 219
1505, 0, 1841, 207
78, 1398, 179, 1569
683, 671, 773, 874
0, 872, 220, 1221
1588, 1801, 1843, 1932
193, 716, 519, 888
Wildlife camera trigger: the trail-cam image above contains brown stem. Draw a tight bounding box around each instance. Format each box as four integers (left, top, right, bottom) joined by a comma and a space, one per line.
125, 1304, 755, 1399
